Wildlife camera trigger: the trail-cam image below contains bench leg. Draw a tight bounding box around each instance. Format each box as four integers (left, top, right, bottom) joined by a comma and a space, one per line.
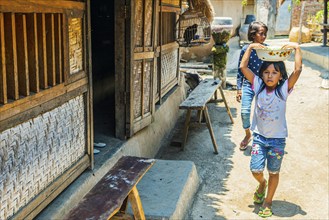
128, 186, 146, 220
218, 87, 234, 124
197, 110, 206, 123
197, 110, 202, 123
203, 106, 219, 154
182, 109, 192, 151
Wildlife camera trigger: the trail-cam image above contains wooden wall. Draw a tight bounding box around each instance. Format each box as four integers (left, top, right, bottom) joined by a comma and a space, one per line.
0, 1, 92, 219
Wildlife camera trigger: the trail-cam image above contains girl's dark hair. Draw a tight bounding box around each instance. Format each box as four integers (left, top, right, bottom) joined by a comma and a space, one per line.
248, 21, 268, 41
257, 61, 288, 100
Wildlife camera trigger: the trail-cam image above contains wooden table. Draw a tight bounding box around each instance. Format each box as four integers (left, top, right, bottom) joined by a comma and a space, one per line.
179, 79, 234, 154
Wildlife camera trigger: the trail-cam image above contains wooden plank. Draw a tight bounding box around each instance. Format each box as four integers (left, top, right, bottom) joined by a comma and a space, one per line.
0, 0, 85, 13
85, 0, 93, 168
37, 13, 48, 89
157, 1, 162, 104
180, 63, 210, 69
160, 77, 177, 97
0, 77, 88, 122
141, 60, 145, 117
160, 5, 180, 13
46, 14, 56, 86
126, 0, 134, 138
157, 41, 178, 52
26, 13, 39, 93
175, 9, 180, 85
133, 51, 154, 60
0, 84, 87, 132
0, 13, 7, 104
54, 13, 63, 83
13, 155, 90, 220
4, 13, 19, 100
62, 13, 69, 83
180, 68, 212, 74
16, 13, 30, 96
64, 156, 155, 220
115, 0, 127, 139
179, 79, 221, 110
132, 111, 152, 134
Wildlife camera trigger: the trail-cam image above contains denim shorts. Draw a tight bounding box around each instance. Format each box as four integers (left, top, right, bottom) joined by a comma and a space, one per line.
250, 133, 286, 174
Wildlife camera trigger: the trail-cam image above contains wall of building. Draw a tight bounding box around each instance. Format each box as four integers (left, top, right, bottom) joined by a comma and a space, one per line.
0, 95, 86, 219
275, 0, 292, 35
291, 0, 323, 27
211, 0, 243, 35
36, 76, 188, 219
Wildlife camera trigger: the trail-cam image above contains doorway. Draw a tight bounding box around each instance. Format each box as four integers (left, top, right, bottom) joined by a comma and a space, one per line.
90, 0, 116, 141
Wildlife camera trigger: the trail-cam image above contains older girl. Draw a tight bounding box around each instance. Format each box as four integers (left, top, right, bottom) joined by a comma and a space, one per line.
236, 21, 268, 150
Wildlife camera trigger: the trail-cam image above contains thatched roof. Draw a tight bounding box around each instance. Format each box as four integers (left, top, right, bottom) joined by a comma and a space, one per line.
190, 0, 215, 22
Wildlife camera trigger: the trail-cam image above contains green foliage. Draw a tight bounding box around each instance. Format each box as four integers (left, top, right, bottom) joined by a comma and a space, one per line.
307, 4, 329, 25
212, 31, 231, 45
288, 0, 301, 12
292, 0, 301, 5
242, 0, 247, 7
315, 3, 329, 22
212, 45, 229, 70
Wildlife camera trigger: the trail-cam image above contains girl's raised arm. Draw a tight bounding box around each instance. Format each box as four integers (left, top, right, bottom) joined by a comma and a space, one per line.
282, 43, 303, 90
239, 43, 266, 83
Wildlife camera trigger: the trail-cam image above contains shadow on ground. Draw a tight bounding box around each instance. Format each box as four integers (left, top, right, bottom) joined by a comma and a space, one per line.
249, 200, 307, 218
158, 96, 238, 219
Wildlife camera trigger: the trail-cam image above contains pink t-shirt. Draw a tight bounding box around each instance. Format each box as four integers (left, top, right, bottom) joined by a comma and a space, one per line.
251, 76, 291, 138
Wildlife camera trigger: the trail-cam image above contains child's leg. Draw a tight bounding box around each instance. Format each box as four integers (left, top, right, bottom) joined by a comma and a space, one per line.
263, 173, 279, 207
260, 137, 286, 215
252, 172, 267, 198
250, 134, 267, 202
240, 81, 255, 149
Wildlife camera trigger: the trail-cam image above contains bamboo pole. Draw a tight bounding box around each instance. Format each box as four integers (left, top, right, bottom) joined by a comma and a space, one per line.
298, 1, 305, 44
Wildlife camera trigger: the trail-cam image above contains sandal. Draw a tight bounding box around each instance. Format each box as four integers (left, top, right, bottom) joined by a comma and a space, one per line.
239, 138, 251, 150
94, 142, 106, 148
253, 180, 267, 204
258, 206, 273, 218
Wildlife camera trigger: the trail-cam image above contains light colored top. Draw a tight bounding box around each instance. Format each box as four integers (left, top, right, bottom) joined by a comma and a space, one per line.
251, 76, 291, 138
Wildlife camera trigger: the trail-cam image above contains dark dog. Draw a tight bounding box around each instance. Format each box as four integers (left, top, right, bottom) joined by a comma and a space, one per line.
184, 70, 202, 90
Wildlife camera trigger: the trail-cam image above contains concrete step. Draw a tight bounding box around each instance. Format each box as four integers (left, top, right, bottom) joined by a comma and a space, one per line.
128, 159, 200, 220
300, 45, 329, 70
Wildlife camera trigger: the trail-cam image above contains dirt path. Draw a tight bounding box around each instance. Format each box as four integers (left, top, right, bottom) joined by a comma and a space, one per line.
159, 57, 329, 219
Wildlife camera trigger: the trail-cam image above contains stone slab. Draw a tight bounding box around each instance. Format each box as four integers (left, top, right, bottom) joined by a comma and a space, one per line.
128, 159, 200, 220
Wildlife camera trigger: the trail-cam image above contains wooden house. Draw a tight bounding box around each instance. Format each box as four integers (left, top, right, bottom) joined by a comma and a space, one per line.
0, 0, 213, 219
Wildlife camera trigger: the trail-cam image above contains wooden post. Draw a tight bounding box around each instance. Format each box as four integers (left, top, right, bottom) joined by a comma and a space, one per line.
323, 0, 328, 47
298, 1, 305, 44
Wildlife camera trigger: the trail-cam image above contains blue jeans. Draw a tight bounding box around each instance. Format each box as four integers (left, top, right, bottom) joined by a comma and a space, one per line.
241, 80, 255, 129
250, 133, 286, 174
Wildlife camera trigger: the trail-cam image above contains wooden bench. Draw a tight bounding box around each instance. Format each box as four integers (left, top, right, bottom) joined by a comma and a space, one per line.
65, 156, 155, 220
179, 78, 234, 154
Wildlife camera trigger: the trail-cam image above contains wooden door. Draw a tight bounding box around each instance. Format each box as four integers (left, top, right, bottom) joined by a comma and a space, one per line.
125, 0, 157, 137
